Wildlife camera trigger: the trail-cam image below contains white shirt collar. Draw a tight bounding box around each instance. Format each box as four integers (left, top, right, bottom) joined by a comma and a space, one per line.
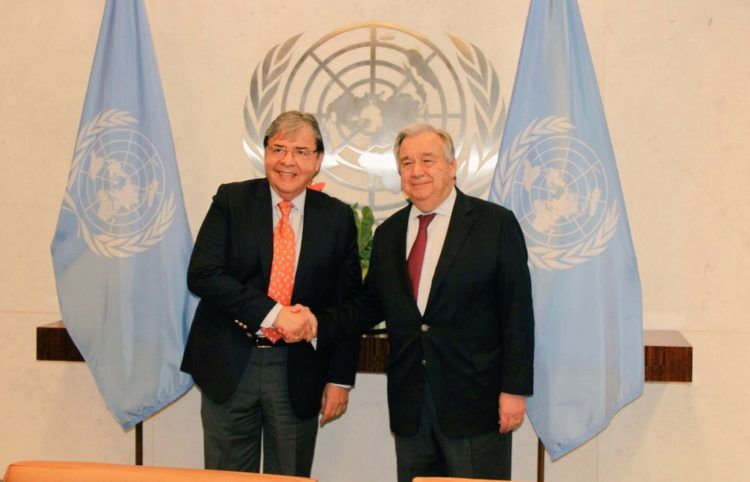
270, 187, 307, 212
409, 186, 457, 221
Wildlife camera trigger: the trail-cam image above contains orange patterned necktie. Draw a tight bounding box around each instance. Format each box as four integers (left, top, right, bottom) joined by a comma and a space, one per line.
263, 200, 295, 343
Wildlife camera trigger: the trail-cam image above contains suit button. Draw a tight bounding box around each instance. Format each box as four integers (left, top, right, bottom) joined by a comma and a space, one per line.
421, 324, 430, 332
421, 359, 427, 367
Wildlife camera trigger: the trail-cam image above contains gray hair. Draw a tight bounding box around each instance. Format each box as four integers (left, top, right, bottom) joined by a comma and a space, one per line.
263, 111, 325, 154
393, 123, 456, 166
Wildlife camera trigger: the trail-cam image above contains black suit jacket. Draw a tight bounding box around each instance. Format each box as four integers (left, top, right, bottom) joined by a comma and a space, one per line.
181, 178, 361, 419
318, 189, 534, 437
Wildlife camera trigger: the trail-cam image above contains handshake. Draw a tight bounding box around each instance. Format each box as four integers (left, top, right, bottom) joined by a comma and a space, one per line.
273, 304, 318, 343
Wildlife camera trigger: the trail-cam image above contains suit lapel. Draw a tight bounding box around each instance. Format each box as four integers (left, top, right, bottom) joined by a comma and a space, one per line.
293, 189, 324, 300
249, 179, 274, 283
392, 207, 413, 300
426, 190, 475, 309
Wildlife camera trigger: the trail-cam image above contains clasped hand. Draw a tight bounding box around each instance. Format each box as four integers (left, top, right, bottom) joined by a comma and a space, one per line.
273, 304, 318, 342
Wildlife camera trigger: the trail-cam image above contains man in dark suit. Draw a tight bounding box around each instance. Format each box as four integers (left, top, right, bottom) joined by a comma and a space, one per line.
278, 123, 534, 482
181, 111, 361, 476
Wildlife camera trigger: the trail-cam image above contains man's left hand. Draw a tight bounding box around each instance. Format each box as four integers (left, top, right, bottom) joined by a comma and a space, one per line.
498, 392, 526, 433
320, 383, 350, 427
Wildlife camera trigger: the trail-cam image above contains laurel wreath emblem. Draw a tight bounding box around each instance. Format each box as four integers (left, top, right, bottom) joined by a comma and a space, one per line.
242, 34, 302, 173
493, 116, 619, 270
448, 34, 506, 196
63, 109, 175, 258
527, 202, 618, 270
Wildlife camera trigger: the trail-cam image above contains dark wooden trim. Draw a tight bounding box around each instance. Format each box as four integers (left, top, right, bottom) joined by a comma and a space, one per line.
36, 321, 83, 362
643, 329, 692, 382
36, 322, 692, 383
357, 332, 390, 372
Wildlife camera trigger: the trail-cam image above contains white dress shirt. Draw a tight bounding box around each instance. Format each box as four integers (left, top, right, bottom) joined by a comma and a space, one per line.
405, 187, 457, 314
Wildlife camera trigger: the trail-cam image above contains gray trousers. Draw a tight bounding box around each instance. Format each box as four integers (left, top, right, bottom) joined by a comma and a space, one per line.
394, 384, 512, 482
201, 346, 318, 476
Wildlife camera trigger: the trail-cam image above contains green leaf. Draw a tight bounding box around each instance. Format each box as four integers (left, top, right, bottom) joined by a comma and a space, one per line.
351, 204, 375, 278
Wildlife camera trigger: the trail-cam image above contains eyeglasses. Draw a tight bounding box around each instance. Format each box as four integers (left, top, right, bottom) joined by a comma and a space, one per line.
266, 145, 319, 162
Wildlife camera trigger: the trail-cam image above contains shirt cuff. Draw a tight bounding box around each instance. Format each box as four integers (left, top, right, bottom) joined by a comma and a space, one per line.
329, 382, 353, 390
260, 303, 283, 330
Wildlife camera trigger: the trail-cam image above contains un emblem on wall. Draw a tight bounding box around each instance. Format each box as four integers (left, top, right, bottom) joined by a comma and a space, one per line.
493, 116, 619, 270
244, 22, 505, 219
63, 109, 175, 258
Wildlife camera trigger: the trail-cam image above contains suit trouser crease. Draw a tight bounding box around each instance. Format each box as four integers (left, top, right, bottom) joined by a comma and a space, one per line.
394, 383, 511, 482
201, 346, 318, 476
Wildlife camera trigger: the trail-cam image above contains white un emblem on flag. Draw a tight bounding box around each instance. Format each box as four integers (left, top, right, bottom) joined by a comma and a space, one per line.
495, 116, 619, 270
63, 109, 175, 258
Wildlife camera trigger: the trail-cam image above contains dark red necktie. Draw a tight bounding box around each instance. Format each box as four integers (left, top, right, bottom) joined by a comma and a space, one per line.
407, 213, 436, 300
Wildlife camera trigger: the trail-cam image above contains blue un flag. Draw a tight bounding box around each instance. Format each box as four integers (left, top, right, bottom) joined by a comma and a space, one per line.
51, 0, 196, 429
489, 0, 643, 459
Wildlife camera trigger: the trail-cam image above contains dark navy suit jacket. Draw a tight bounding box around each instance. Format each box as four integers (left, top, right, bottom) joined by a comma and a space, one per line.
318, 189, 534, 437
181, 178, 361, 419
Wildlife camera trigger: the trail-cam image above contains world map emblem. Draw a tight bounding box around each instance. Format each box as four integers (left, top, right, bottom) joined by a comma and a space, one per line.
63, 109, 175, 258
493, 116, 619, 270
244, 22, 506, 219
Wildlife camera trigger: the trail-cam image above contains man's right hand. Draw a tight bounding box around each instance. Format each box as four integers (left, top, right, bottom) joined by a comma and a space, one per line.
274, 304, 317, 342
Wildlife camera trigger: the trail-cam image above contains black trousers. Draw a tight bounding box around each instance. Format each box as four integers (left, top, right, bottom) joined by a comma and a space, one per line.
200, 346, 318, 476
394, 384, 512, 482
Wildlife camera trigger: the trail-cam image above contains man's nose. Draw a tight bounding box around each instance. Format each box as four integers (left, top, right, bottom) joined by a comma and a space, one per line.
279, 151, 296, 164
410, 161, 426, 176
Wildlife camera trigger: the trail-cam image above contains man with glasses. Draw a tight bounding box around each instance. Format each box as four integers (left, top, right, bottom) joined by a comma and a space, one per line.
181, 111, 361, 476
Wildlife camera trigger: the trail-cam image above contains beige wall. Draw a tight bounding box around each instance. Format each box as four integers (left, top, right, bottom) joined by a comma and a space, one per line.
1, 1, 748, 481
